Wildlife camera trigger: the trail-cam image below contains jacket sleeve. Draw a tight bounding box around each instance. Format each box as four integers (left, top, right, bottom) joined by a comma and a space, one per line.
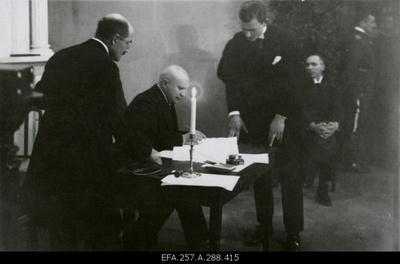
217, 38, 255, 114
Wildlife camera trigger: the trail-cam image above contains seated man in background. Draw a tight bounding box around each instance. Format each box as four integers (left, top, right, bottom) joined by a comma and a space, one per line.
302, 54, 343, 206
122, 65, 209, 250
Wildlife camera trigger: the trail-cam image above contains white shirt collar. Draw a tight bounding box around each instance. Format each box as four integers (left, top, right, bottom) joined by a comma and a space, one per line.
157, 84, 170, 105
354, 26, 366, 34
92, 38, 109, 55
258, 25, 267, 40
313, 76, 323, 84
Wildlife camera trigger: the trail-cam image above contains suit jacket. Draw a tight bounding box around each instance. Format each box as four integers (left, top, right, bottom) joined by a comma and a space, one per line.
217, 25, 302, 144
124, 84, 183, 151
301, 76, 343, 127
22, 39, 151, 221
301, 76, 343, 163
340, 28, 376, 109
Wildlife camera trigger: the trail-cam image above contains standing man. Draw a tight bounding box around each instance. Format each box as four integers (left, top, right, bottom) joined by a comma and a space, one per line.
21, 14, 151, 251
217, 1, 304, 251
122, 65, 209, 250
339, 11, 377, 173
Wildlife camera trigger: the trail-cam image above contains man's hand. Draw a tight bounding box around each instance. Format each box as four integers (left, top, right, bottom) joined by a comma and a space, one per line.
150, 148, 162, 165
321, 122, 339, 138
268, 114, 286, 146
229, 115, 248, 138
310, 122, 339, 139
183, 130, 207, 145
310, 122, 325, 138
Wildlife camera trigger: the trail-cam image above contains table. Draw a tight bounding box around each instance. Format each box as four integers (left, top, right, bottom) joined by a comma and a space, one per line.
118, 144, 276, 251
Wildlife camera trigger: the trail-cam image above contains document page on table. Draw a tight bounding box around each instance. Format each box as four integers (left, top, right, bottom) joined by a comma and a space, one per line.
172, 137, 239, 163
161, 173, 240, 191
233, 153, 269, 172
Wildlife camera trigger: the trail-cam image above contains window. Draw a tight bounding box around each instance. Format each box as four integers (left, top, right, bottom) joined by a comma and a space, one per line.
0, 0, 53, 63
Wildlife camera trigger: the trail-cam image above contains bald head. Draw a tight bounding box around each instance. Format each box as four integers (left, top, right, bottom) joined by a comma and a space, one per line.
158, 65, 190, 105
94, 14, 134, 62
159, 65, 190, 86
95, 14, 133, 41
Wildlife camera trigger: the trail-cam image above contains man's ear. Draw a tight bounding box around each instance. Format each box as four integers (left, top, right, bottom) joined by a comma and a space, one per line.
111, 34, 120, 46
162, 79, 169, 88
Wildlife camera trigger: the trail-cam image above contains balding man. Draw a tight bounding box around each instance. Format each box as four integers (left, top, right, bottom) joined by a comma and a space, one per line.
125, 65, 206, 151
123, 65, 209, 250
21, 14, 149, 251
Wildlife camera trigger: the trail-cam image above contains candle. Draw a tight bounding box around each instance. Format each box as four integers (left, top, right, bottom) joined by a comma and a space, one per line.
190, 87, 197, 135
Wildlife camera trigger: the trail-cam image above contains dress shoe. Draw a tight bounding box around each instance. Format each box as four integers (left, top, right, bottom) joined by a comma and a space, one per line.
245, 225, 273, 246
285, 234, 301, 251
346, 163, 371, 174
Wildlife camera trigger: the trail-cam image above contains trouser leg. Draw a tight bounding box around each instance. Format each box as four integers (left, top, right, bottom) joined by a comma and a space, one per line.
280, 131, 304, 235
253, 171, 273, 229
135, 184, 174, 250
174, 187, 209, 248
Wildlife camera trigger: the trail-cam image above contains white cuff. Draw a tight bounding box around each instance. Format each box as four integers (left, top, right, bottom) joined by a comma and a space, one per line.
276, 114, 287, 120
229, 111, 240, 117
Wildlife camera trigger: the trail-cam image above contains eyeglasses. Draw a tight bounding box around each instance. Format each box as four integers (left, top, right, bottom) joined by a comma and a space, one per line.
119, 35, 133, 47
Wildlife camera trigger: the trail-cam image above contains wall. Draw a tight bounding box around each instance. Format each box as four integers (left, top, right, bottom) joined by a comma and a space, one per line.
47, 0, 246, 137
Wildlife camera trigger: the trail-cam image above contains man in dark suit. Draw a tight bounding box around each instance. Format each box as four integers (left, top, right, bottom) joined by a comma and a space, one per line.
217, 1, 304, 251
339, 11, 377, 173
302, 54, 343, 206
123, 65, 209, 250
21, 14, 151, 251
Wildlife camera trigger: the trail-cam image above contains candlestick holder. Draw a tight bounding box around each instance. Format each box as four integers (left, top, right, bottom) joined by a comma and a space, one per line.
181, 134, 201, 178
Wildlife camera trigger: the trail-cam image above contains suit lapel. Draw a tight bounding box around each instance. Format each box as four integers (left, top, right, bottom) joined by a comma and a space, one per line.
306, 78, 319, 105
152, 85, 177, 131
262, 26, 280, 66
170, 104, 179, 130
113, 64, 127, 119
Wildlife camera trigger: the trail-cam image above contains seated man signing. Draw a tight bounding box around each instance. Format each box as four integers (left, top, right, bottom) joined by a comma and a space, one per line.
123, 65, 209, 250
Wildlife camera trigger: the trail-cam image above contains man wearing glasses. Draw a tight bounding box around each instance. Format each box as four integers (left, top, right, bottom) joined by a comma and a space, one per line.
217, 1, 304, 251
21, 14, 150, 251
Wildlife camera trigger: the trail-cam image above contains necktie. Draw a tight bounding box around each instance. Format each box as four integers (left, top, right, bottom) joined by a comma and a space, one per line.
170, 104, 179, 130
252, 38, 264, 59
257, 38, 264, 51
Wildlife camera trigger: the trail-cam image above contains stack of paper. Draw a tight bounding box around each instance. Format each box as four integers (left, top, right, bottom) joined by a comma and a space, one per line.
172, 137, 239, 163
156, 137, 269, 191
161, 173, 240, 191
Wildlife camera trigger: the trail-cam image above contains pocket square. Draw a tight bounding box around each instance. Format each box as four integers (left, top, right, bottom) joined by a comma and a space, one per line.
272, 56, 282, 65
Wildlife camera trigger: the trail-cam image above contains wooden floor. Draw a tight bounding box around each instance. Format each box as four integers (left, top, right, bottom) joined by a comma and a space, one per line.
157, 165, 395, 252
2, 160, 396, 252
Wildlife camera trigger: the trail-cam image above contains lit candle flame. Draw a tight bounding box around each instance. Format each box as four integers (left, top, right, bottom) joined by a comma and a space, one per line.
192, 87, 197, 98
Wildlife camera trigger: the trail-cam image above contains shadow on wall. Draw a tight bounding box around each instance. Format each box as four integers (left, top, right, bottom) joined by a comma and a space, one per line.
164, 24, 229, 138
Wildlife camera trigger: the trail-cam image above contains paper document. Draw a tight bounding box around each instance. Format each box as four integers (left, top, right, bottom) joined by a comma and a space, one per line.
172, 137, 239, 163
233, 153, 269, 172
201, 153, 269, 172
161, 173, 240, 191
157, 150, 173, 159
